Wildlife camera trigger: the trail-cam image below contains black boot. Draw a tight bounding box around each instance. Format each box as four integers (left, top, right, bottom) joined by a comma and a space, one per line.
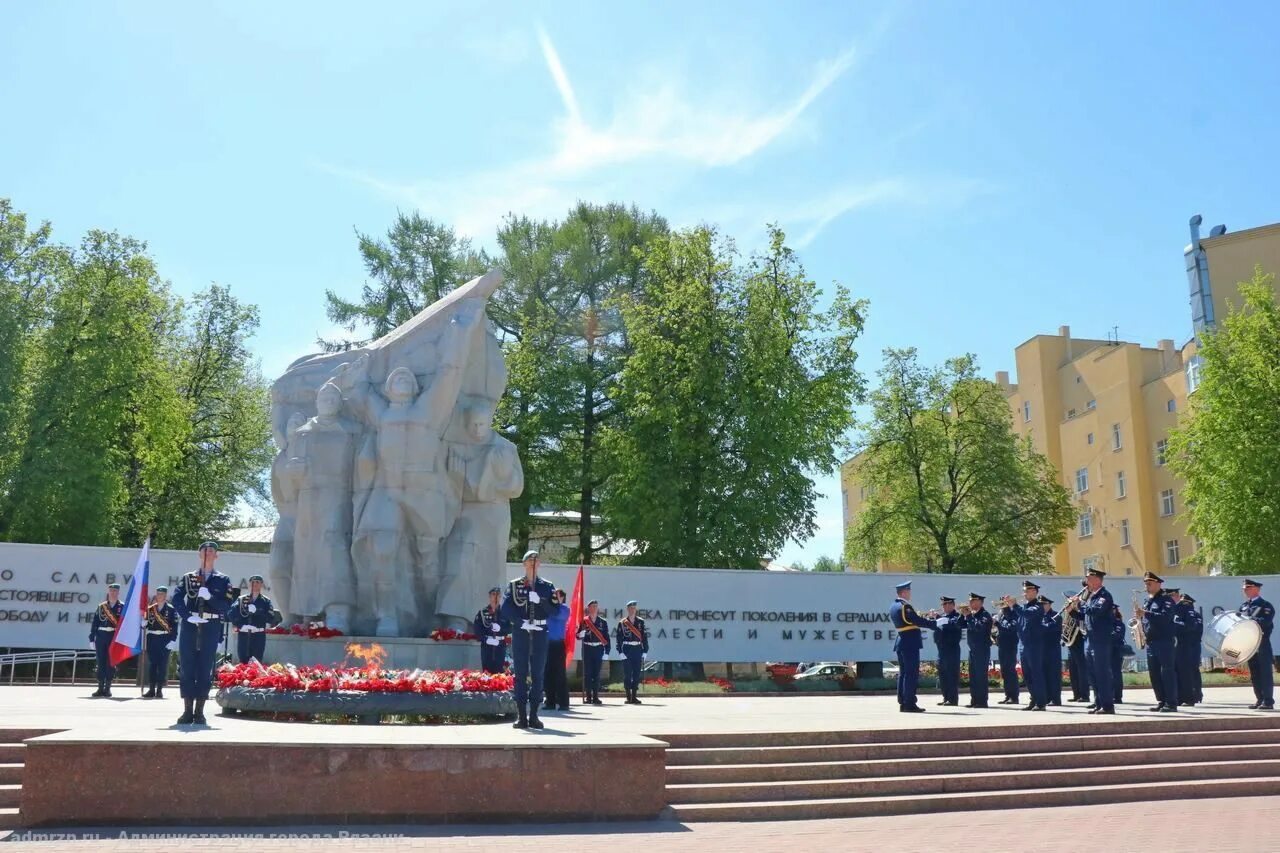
177, 698, 195, 725
528, 702, 544, 730
103, 684, 112, 698
142, 686, 156, 699
632, 690, 642, 705
155, 686, 164, 699
193, 698, 208, 725
91, 684, 105, 698
513, 704, 529, 729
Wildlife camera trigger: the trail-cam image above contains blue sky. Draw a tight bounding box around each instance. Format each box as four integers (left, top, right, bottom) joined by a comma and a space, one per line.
3, 2, 1278, 567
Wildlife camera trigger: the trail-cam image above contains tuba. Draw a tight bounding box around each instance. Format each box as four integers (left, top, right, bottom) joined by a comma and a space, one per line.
1061, 589, 1089, 646
1128, 590, 1148, 650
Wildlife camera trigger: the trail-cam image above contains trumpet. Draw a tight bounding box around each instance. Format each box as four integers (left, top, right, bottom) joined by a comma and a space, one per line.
1129, 590, 1147, 650
996, 594, 1016, 610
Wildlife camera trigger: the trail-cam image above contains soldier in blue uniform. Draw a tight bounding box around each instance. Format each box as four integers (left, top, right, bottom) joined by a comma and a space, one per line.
142, 586, 178, 699
1039, 595, 1063, 706
473, 586, 509, 675
1240, 579, 1275, 710
889, 581, 936, 713
1173, 591, 1204, 706
1016, 580, 1048, 710
995, 596, 1021, 704
89, 583, 124, 698
616, 600, 649, 705
576, 599, 611, 705
500, 550, 556, 729
962, 593, 993, 708
1076, 568, 1115, 714
932, 596, 963, 706
1136, 571, 1179, 712
1111, 605, 1126, 705
172, 541, 236, 725
1065, 581, 1091, 704
228, 575, 283, 664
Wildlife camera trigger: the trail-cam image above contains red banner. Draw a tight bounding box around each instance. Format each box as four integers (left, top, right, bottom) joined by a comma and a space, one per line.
565, 565, 584, 667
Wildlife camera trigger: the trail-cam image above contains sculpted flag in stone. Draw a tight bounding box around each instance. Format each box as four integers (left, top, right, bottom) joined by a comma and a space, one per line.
269, 271, 522, 637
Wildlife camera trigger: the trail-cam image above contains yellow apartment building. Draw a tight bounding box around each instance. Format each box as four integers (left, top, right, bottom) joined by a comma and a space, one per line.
842, 215, 1280, 575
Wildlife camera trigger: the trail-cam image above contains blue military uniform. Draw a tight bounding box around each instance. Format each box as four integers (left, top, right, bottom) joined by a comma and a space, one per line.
143, 589, 178, 699
1141, 572, 1179, 712
889, 581, 936, 713
1016, 581, 1048, 710
89, 588, 124, 698
1240, 581, 1275, 709
1079, 570, 1116, 713
1040, 597, 1063, 706
228, 577, 283, 664
172, 543, 236, 725
616, 603, 649, 705
500, 558, 556, 728
1171, 590, 1203, 706
1111, 606, 1126, 705
932, 597, 963, 706
473, 588, 509, 675
576, 602, 611, 705
995, 601, 1021, 704
1065, 582, 1091, 703
962, 594, 993, 708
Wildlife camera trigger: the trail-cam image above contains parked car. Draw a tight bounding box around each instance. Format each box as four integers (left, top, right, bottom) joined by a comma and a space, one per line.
764, 662, 801, 679
794, 663, 855, 681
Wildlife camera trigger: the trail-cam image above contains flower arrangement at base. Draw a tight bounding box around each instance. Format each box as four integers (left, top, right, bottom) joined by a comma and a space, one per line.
429, 628, 479, 642
266, 622, 345, 639
215, 660, 514, 694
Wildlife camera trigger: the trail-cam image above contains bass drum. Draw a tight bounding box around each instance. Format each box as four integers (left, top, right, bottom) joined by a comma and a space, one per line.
1203, 611, 1263, 667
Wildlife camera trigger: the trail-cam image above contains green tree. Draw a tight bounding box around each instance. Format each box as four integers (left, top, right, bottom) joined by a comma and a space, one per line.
810, 555, 844, 572
604, 226, 865, 568
1168, 266, 1280, 574
845, 349, 1073, 574
321, 212, 490, 349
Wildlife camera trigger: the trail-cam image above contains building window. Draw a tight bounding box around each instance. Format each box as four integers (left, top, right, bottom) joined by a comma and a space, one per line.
1079, 512, 1093, 538
1120, 518, 1130, 547
1155, 439, 1168, 466
1083, 556, 1098, 572
1111, 423, 1122, 451
1160, 488, 1175, 517
1166, 539, 1181, 566
1116, 471, 1127, 498
1167, 399, 1176, 413
1087, 432, 1094, 445
1086, 399, 1097, 410
1023, 401, 1031, 422
1124, 566, 1133, 576
1075, 467, 1089, 494
1067, 408, 1077, 420
859, 486, 866, 501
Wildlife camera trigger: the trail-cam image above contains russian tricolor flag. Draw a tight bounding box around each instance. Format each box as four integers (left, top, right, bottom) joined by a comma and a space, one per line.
110, 538, 151, 666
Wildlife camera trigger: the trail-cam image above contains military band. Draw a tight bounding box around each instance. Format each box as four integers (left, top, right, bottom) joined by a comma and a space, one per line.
473, 586, 509, 675
616, 600, 649, 705
1170, 588, 1203, 706
1136, 571, 1179, 712
995, 598, 1020, 704
173, 540, 236, 726
962, 593, 992, 708
1241, 579, 1275, 710
89, 583, 124, 698
1040, 595, 1063, 706
228, 574, 283, 664
1079, 568, 1116, 714
142, 586, 178, 699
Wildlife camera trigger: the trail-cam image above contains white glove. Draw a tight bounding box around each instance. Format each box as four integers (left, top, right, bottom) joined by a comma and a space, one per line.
529, 591, 541, 604
490, 622, 501, 633
166, 641, 177, 651
186, 615, 206, 624
197, 587, 212, 601
521, 620, 535, 631
485, 637, 500, 646
248, 604, 257, 613
642, 653, 648, 662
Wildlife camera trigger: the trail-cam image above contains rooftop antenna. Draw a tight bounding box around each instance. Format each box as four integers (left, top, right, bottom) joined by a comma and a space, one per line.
1108, 325, 1120, 345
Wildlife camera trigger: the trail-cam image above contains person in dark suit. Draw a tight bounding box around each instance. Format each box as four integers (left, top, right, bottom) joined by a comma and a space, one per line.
89, 583, 124, 698
1017, 580, 1047, 711
1240, 579, 1275, 710
962, 593, 993, 708
576, 599, 611, 706
890, 581, 936, 713
473, 586, 509, 675
1137, 571, 1179, 712
142, 586, 178, 699
500, 550, 556, 730
932, 596, 963, 706
173, 541, 236, 726
995, 597, 1021, 704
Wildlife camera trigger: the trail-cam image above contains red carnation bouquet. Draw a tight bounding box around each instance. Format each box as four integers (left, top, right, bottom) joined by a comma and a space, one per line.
215, 660, 514, 694
266, 622, 345, 639
429, 628, 479, 642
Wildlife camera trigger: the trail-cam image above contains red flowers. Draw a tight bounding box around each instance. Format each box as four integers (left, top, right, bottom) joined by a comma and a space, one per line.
266, 623, 345, 639
428, 628, 479, 642
215, 661, 514, 694
706, 675, 734, 692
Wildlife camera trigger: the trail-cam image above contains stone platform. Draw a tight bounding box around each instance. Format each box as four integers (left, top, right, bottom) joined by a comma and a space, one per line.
1, 685, 1273, 829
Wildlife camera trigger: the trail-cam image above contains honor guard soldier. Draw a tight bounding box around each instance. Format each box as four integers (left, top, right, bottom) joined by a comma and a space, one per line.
932, 597, 963, 706
616, 600, 649, 704
1111, 605, 1127, 705
995, 596, 1021, 704
962, 593, 993, 708
229, 575, 282, 664
173, 541, 236, 725
473, 587, 509, 675
576, 599, 611, 705
500, 550, 556, 729
1240, 579, 1275, 710
1173, 591, 1204, 706
143, 586, 178, 699
1137, 571, 1179, 712
1016, 580, 1048, 711
1066, 581, 1091, 704
1079, 567, 1115, 714
1039, 595, 1063, 706
889, 581, 936, 713
89, 583, 124, 698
